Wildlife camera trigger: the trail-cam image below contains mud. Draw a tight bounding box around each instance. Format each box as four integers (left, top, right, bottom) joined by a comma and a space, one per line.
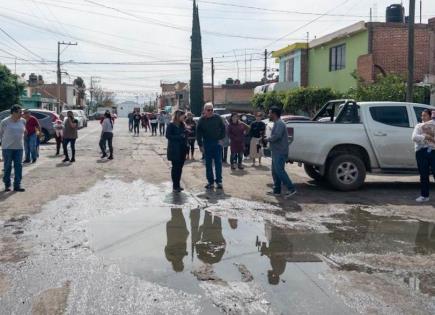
32, 281, 70, 315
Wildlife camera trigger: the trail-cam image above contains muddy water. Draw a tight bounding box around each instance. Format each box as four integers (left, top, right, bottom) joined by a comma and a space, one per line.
87, 203, 435, 313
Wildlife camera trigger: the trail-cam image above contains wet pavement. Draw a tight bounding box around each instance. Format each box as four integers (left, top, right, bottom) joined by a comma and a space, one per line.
1, 178, 434, 314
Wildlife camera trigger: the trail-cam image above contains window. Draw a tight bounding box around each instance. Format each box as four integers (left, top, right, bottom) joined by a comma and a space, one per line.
329, 44, 346, 71
285, 58, 294, 82
414, 107, 429, 123
370, 106, 409, 128
31, 112, 47, 120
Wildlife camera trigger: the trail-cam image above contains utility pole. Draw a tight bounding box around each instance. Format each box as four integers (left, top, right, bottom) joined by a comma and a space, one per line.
57, 41, 77, 114
244, 49, 247, 83
406, 0, 416, 102
211, 57, 215, 105
419, 0, 422, 24
263, 49, 268, 83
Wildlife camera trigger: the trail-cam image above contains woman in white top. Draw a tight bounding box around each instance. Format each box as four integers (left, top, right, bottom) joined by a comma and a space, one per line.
99, 111, 114, 160
412, 109, 434, 202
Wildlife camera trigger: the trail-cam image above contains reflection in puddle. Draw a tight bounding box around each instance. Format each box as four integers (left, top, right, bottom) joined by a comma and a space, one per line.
88, 206, 435, 312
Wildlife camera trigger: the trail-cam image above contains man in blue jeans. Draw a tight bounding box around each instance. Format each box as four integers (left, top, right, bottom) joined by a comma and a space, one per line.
0, 105, 27, 192
266, 106, 296, 198
197, 103, 226, 190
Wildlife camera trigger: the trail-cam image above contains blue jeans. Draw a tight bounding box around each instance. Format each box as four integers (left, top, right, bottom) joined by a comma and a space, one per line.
2, 149, 23, 189
416, 148, 435, 197
24, 133, 38, 161
271, 152, 295, 193
204, 140, 223, 184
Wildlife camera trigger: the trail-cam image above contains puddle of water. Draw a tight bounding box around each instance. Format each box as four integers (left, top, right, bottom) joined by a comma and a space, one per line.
322, 208, 435, 256
87, 207, 351, 314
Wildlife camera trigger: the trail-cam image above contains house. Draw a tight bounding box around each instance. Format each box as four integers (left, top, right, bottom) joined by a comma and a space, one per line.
272, 13, 435, 99
117, 101, 139, 118
159, 81, 188, 112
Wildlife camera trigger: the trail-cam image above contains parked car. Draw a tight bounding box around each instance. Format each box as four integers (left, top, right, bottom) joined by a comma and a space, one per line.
88, 112, 104, 120
0, 108, 59, 144
77, 110, 88, 127
264, 115, 311, 136
282, 99, 435, 191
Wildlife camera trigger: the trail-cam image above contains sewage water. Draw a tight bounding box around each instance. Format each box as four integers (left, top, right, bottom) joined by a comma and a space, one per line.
87, 205, 435, 313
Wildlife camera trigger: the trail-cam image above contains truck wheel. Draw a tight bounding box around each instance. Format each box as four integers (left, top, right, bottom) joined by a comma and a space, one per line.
304, 164, 324, 181
327, 154, 366, 191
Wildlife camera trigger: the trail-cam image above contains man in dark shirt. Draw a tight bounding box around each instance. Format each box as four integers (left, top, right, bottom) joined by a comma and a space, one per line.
128, 111, 134, 132
22, 110, 40, 163
196, 103, 226, 190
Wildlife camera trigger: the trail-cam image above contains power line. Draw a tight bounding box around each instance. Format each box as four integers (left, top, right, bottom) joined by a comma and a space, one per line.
0, 26, 46, 61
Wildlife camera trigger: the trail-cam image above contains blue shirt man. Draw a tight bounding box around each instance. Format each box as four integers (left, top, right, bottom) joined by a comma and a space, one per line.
266, 106, 296, 198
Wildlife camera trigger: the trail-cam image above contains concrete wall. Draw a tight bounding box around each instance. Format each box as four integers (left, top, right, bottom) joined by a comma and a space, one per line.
308, 30, 369, 92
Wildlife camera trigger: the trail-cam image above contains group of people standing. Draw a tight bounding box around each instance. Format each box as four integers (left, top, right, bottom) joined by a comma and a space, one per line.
0, 105, 115, 192
128, 110, 170, 137
166, 103, 296, 198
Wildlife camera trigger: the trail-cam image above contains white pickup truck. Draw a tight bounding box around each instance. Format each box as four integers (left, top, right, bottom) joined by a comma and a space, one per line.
284, 100, 435, 191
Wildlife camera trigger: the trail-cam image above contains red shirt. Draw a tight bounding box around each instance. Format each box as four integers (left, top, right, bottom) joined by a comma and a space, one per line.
26, 116, 40, 135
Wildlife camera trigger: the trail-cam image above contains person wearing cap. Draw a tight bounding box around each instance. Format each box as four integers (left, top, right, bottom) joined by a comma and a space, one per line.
0, 105, 27, 192
22, 109, 40, 164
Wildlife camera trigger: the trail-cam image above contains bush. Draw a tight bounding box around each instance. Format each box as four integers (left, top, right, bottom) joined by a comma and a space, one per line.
346, 74, 430, 104
252, 87, 341, 116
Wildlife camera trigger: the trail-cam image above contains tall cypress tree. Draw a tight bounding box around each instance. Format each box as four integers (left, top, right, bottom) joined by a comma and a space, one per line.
190, 0, 204, 116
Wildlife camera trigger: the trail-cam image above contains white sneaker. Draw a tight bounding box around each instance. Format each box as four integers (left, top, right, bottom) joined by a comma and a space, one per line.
416, 196, 430, 203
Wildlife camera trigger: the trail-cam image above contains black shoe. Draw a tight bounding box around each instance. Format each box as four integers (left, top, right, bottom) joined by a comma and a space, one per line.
4, 187, 11, 192
101, 153, 107, 159
173, 188, 183, 193
32, 159, 37, 164
62, 158, 70, 162
13, 187, 25, 192
216, 183, 223, 189
23, 160, 31, 164
238, 164, 244, 170
205, 183, 214, 190
231, 164, 236, 170
108, 155, 113, 160
70, 158, 76, 163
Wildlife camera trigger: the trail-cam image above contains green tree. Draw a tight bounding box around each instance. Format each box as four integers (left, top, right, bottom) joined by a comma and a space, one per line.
0, 64, 25, 111
285, 87, 341, 116
346, 74, 430, 104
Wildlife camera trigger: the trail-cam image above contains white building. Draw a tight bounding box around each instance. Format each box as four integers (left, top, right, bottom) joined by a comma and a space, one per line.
117, 101, 140, 118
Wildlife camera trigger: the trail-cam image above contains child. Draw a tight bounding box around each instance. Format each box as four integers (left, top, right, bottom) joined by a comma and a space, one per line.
53, 119, 63, 156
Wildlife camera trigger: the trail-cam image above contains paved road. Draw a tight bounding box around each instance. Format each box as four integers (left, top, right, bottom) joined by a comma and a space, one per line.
0, 119, 434, 315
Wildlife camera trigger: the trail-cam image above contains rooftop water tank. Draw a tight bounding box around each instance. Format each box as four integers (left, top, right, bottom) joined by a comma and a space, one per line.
386, 4, 404, 23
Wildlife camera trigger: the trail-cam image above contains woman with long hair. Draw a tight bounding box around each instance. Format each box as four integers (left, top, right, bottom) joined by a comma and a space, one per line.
166, 110, 188, 192
99, 111, 114, 160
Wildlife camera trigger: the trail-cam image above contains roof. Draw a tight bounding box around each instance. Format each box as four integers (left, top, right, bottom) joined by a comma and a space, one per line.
272, 43, 308, 59
309, 21, 366, 48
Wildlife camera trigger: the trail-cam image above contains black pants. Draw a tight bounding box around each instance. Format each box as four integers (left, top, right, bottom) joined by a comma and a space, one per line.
171, 159, 185, 189
416, 148, 435, 197
133, 122, 140, 134
159, 123, 166, 135
188, 139, 195, 156
223, 147, 228, 163
231, 152, 243, 165
55, 135, 62, 154
151, 123, 158, 135
99, 132, 113, 156
129, 121, 133, 132
63, 138, 76, 159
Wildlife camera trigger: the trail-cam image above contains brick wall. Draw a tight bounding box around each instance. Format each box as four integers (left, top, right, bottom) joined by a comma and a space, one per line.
357, 53, 375, 82
203, 86, 254, 105
370, 22, 431, 82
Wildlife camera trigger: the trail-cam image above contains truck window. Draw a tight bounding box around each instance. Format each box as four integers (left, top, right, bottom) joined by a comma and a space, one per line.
369, 106, 409, 128
335, 104, 360, 123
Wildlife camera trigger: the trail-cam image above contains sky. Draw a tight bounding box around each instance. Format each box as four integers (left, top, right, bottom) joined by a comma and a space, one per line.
0, 0, 434, 102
